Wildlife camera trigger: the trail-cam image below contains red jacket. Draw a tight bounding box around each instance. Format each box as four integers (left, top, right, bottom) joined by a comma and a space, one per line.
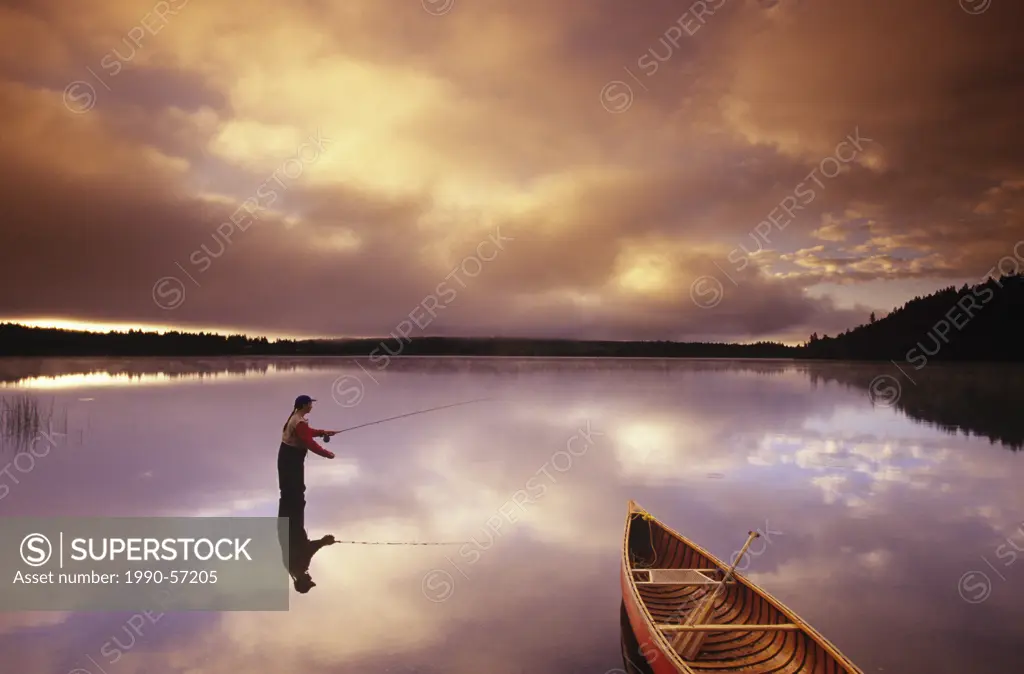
282, 413, 334, 458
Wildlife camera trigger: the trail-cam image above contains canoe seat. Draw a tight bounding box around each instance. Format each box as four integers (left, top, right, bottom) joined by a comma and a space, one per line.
633, 569, 726, 585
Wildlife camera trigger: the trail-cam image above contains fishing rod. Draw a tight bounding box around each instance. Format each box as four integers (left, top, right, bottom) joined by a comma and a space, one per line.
323, 396, 494, 440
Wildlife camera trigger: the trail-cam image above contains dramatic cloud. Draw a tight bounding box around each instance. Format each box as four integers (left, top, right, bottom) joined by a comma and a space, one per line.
0, 0, 1021, 342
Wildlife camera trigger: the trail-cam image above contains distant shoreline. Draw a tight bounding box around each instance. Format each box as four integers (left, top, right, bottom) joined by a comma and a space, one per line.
1, 349, 1020, 363
0, 323, 799, 358
0, 353, 808, 360
3, 266, 1023, 364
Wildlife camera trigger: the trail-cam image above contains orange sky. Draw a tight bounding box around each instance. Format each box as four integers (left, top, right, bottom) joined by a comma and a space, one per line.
0, 0, 1021, 343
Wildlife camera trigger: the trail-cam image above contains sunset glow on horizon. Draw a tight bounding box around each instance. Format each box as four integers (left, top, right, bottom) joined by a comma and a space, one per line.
3, 317, 331, 341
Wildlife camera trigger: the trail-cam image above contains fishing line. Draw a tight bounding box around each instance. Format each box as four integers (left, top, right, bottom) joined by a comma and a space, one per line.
319, 397, 492, 547
330, 540, 471, 546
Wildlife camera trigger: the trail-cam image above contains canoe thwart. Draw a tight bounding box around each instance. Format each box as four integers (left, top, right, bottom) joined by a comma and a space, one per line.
657, 623, 802, 632
632, 568, 730, 585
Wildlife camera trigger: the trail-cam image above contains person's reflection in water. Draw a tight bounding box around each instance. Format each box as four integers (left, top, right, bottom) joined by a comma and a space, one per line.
278, 496, 337, 593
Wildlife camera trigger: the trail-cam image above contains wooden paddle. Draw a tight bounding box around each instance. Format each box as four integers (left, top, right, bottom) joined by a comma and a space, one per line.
674, 530, 761, 659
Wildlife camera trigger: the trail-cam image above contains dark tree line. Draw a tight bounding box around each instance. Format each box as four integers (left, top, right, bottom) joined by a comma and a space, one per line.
0, 325, 796, 358
801, 272, 1023, 362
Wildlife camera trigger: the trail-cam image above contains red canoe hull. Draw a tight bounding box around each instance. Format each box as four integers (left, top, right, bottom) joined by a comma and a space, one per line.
621, 561, 687, 674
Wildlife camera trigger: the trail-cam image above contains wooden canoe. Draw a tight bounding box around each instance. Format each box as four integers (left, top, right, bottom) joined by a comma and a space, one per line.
620, 500, 863, 674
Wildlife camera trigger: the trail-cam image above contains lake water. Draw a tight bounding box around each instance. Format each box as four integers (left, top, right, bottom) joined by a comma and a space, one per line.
0, 357, 1022, 674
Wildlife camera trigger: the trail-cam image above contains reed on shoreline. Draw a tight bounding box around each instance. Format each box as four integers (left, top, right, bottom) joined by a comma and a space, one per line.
0, 394, 67, 453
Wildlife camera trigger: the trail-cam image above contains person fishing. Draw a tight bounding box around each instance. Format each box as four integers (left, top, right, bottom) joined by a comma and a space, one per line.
271, 393, 494, 587
278, 394, 339, 504
278, 494, 337, 593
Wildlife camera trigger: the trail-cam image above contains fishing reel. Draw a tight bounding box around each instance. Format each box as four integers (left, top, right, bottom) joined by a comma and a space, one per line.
322, 433, 331, 443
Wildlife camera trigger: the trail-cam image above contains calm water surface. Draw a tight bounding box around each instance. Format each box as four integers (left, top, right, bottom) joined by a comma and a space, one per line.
0, 357, 1022, 674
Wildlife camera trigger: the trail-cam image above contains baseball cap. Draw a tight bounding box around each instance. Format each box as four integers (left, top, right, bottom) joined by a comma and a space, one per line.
294, 395, 316, 408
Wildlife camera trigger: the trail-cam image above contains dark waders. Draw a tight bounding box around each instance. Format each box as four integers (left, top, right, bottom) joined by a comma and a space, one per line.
277, 441, 309, 580
277, 441, 308, 507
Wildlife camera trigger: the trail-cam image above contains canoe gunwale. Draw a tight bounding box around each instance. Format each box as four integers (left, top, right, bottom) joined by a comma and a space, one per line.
620, 500, 864, 674
621, 503, 699, 673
